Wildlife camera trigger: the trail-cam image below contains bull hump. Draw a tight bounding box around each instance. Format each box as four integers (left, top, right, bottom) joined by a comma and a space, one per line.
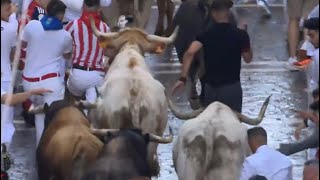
128, 57, 138, 69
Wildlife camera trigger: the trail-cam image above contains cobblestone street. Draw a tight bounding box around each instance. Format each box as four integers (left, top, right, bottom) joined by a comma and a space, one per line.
6, 1, 313, 179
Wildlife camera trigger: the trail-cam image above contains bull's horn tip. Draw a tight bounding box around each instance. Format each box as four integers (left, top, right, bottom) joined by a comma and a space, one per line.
265, 95, 272, 102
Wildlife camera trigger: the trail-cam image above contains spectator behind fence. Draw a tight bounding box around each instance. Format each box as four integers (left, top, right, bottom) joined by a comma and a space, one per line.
286, 0, 318, 71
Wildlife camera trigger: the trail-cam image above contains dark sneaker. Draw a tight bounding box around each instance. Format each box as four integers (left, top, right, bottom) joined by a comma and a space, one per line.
1, 144, 13, 171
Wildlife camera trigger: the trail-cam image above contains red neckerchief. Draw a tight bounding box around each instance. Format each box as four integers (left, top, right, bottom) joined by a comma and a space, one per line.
80, 10, 101, 31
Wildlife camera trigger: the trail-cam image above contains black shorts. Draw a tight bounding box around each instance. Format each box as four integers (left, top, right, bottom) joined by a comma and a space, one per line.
201, 81, 243, 113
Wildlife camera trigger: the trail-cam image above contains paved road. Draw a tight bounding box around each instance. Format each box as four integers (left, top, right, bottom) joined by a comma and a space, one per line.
7, 1, 312, 180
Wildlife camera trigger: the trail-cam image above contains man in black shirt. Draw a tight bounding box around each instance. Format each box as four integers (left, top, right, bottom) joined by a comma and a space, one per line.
172, 0, 252, 112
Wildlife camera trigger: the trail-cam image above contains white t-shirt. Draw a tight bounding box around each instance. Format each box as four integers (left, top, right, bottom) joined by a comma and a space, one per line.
1, 14, 18, 82
63, 0, 112, 22
22, 20, 73, 77
240, 145, 293, 180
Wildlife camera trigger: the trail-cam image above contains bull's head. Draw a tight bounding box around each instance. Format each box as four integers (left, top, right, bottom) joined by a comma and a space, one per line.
90, 127, 174, 144
90, 16, 179, 55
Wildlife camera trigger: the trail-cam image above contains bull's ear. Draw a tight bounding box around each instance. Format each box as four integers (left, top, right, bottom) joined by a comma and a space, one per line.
43, 103, 49, 114
148, 42, 166, 54
98, 36, 114, 49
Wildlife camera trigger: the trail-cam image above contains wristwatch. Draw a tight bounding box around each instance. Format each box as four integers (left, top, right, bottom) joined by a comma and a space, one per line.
178, 77, 187, 84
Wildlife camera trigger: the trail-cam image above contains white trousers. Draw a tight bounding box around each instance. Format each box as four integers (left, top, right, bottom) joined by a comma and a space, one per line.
67, 69, 105, 103
1, 81, 15, 145
23, 77, 65, 147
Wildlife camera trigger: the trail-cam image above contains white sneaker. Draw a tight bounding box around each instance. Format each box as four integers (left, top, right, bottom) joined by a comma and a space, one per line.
286, 57, 300, 71
257, 0, 272, 17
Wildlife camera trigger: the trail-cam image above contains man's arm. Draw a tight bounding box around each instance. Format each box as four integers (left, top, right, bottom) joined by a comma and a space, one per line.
1, 89, 52, 106
181, 41, 203, 78
240, 30, 253, 64
242, 49, 253, 63
172, 41, 202, 94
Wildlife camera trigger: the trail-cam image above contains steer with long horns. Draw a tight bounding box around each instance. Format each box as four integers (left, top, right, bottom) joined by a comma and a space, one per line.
172, 96, 271, 180
31, 100, 104, 180
87, 16, 186, 176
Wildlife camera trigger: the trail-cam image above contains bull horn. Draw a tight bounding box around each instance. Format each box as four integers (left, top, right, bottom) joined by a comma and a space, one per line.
166, 92, 204, 120
90, 128, 119, 136
28, 104, 45, 114
75, 100, 97, 109
234, 95, 272, 125
146, 26, 179, 44
90, 16, 120, 38
148, 127, 174, 144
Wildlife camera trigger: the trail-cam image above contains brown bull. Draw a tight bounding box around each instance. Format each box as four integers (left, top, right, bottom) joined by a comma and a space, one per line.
30, 101, 103, 180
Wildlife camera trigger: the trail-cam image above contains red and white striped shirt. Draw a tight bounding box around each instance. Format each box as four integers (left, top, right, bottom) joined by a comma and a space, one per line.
65, 17, 109, 70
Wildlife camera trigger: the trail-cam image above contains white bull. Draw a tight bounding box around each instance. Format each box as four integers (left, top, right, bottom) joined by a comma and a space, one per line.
172, 97, 271, 180
88, 18, 202, 176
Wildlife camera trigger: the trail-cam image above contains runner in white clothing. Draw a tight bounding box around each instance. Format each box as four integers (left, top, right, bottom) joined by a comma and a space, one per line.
240, 127, 293, 180
66, 0, 109, 104
1, 0, 18, 147
21, 0, 73, 147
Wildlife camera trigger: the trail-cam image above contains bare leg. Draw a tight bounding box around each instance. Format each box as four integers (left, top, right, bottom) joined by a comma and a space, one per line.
288, 18, 300, 59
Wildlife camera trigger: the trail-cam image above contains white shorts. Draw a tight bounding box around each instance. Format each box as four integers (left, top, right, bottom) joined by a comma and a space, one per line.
67, 69, 105, 101
23, 77, 65, 106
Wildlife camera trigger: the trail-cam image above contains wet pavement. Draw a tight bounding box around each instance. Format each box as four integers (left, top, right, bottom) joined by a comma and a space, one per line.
6, 1, 313, 180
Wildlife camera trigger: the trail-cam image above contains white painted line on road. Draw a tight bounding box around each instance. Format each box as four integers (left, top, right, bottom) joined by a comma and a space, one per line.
13, 120, 25, 124
149, 61, 287, 68
151, 4, 284, 10
148, 62, 181, 67
153, 68, 290, 75
234, 4, 285, 7
241, 68, 290, 73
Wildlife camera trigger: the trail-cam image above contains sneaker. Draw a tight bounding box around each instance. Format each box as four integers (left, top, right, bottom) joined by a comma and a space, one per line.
286, 57, 300, 71
1, 144, 13, 171
257, 0, 272, 18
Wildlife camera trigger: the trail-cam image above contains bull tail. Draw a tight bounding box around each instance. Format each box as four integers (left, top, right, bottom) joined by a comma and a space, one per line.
165, 91, 204, 120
